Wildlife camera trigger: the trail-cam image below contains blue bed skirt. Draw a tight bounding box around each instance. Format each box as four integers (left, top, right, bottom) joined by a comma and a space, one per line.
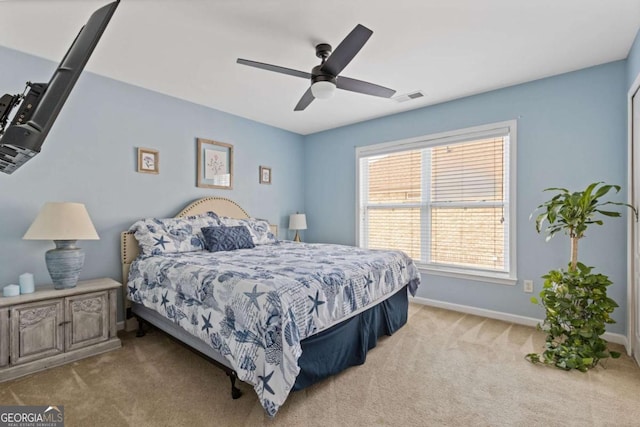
292, 285, 409, 391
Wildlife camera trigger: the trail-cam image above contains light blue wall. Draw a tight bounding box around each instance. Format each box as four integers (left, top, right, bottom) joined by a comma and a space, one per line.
627, 28, 640, 89
0, 46, 305, 315
304, 61, 630, 334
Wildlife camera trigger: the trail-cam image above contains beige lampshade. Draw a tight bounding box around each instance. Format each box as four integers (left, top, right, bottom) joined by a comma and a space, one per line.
289, 213, 307, 231
23, 202, 100, 240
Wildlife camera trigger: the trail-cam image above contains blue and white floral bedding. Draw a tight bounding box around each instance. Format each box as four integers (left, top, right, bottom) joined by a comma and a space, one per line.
127, 241, 420, 416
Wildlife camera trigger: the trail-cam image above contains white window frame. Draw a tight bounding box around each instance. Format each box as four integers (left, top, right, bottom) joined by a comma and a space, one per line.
355, 120, 517, 285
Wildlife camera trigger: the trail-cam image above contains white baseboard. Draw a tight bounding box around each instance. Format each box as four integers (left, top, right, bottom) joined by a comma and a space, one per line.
410, 296, 629, 350
117, 321, 125, 331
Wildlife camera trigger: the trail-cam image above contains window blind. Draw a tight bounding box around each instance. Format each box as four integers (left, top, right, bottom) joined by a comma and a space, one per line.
430, 138, 506, 270
358, 124, 512, 276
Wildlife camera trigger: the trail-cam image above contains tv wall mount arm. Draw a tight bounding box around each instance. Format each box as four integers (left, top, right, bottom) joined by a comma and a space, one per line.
0, 82, 39, 135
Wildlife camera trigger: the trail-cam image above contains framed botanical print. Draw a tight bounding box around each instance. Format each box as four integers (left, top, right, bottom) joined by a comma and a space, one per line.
196, 138, 233, 189
137, 147, 159, 174
259, 166, 271, 184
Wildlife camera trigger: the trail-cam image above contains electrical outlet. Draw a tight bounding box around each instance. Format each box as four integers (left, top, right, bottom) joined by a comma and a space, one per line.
523, 280, 534, 293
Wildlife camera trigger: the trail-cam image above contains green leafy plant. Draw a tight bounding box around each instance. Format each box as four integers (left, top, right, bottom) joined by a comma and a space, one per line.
527, 182, 637, 371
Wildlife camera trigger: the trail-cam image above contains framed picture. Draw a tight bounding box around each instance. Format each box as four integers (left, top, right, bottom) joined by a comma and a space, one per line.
197, 138, 233, 189
259, 166, 271, 184
137, 147, 159, 174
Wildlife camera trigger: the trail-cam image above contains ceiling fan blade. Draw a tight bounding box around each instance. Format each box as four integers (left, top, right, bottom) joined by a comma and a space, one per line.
294, 87, 315, 111
321, 24, 373, 77
337, 76, 396, 98
237, 58, 312, 79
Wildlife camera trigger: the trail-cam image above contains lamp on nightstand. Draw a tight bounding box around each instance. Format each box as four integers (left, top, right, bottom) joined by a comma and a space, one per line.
23, 202, 100, 289
289, 213, 307, 242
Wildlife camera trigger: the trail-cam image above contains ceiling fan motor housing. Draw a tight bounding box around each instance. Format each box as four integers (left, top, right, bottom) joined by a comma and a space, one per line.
311, 65, 337, 85
313, 43, 336, 85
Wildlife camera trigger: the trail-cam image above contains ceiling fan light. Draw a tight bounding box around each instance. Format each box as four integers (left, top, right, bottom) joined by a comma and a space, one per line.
311, 81, 336, 99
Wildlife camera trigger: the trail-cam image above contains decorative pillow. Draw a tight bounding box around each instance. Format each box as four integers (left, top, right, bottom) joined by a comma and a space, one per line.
185, 211, 221, 243
190, 211, 221, 223
218, 217, 277, 245
129, 212, 221, 256
201, 226, 255, 252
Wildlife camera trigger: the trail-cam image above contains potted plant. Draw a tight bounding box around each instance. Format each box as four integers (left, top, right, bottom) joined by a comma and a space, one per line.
527, 182, 636, 371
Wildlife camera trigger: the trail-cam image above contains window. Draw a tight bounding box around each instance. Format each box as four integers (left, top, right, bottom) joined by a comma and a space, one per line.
357, 121, 516, 283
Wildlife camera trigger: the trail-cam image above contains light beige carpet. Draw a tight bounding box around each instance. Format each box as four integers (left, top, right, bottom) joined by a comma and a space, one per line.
1, 304, 639, 426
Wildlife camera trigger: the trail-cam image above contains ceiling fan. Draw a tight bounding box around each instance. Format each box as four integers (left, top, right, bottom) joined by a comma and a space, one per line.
237, 24, 396, 111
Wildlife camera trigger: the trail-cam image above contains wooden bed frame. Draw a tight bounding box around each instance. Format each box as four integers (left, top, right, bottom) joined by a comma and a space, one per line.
120, 197, 277, 398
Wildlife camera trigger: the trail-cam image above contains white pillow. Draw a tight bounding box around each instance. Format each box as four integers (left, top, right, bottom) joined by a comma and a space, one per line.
218, 217, 277, 245
129, 212, 221, 255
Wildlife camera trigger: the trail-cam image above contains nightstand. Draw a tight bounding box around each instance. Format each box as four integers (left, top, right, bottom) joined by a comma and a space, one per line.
0, 278, 121, 382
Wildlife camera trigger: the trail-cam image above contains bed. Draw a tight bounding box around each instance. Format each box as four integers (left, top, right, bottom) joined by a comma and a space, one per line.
121, 197, 420, 416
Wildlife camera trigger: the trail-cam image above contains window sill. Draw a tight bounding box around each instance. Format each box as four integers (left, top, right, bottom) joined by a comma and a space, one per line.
417, 264, 517, 286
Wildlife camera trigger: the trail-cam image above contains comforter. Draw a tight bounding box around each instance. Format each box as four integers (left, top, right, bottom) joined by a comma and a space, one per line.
127, 241, 420, 416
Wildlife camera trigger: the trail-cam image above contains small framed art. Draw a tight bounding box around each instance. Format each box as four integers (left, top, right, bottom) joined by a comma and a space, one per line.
259, 166, 271, 184
137, 147, 159, 174
197, 138, 233, 189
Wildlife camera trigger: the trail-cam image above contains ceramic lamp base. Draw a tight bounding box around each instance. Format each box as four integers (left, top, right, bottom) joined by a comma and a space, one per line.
293, 231, 301, 242
45, 240, 85, 289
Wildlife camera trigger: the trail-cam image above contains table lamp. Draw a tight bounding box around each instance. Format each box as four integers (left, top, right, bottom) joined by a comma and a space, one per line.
23, 202, 99, 289
289, 213, 307, 242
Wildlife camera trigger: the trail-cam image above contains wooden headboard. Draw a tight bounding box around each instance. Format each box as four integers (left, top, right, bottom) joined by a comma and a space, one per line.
120, 197, 277, 328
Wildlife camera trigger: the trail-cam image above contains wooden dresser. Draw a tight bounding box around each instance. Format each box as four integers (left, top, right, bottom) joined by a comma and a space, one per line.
0, 278, 121, 382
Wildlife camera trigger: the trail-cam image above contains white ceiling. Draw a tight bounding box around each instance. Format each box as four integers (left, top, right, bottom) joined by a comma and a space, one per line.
1, 0, 639, 135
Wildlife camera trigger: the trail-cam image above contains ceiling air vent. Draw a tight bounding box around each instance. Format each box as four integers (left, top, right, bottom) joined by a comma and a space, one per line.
393, 90, 425, 103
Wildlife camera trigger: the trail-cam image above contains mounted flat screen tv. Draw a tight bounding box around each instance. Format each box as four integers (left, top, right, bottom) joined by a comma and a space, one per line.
0, 1, 119, 174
